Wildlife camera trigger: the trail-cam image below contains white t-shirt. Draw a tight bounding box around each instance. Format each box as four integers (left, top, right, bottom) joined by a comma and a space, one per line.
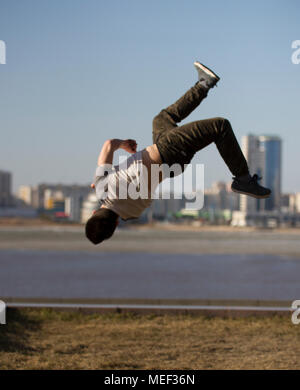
94, 150, 153, 220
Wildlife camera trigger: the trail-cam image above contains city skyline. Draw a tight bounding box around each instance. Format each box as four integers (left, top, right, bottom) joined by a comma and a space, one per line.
0, 0, 299, 193
3, 130, 295, 197
11, 168, 300, 227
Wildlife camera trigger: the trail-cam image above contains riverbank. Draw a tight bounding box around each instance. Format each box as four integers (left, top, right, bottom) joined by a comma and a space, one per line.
0, 223, 299, 257
1, 217, 300, 235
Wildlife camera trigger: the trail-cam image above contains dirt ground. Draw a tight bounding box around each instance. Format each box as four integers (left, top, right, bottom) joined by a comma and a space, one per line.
1, 309, 299, 370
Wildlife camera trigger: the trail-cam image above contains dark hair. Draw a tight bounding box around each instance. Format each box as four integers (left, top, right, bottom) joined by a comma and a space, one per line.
85, 208, 118, 245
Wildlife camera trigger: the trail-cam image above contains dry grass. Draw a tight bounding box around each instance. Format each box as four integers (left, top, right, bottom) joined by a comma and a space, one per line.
1, 309, 300, 370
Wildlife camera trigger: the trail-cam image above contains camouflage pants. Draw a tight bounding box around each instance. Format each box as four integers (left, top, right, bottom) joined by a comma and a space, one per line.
152, 83, 249, 177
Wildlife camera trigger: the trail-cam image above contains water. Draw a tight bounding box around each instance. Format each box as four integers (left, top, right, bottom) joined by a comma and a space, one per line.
1, 249, 300, 301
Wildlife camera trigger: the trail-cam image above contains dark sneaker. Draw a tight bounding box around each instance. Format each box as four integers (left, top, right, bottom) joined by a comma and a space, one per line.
194, 61, 220, 89
231, 174, 272, 199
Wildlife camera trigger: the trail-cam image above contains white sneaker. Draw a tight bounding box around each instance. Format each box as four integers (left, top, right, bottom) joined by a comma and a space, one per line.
194, 61, 220, 89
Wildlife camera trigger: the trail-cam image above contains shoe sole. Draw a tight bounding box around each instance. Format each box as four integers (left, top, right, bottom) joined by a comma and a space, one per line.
231, 188, 271, 199
194, 61, 220, 81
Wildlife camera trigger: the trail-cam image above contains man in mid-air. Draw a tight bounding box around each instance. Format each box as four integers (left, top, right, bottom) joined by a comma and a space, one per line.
85, 61, 271, 245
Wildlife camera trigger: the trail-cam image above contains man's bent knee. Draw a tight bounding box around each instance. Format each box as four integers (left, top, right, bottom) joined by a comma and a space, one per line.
213, 117, 232, 133
214, 117, 230, 126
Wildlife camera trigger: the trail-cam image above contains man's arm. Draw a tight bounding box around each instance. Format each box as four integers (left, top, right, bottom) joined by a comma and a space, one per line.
97, 139, 137, 166
91, 139, 138, 190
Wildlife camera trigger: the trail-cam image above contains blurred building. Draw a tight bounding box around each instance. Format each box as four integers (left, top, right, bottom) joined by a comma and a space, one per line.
150, 195, 186, 220
240, 134, 282, 213
44, 189, 64, 210
65, 193, 86, 222
18, 185, 33, 206
204, 181, 240, 211
260, 135, 282, 210
17, 183, 92, 222
81, 193, 99, 223
280, 193, 291, 213
145, 183, 240, 224
231, 192, 300, 228
0, 170, 13, 207
289, 193, 300, 213
30, 185, 46, 209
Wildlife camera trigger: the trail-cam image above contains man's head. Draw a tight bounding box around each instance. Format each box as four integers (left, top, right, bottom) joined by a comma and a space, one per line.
85, 207, 119, 245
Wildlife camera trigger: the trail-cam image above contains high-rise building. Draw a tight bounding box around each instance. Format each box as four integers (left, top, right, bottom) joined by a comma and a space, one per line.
240, 134, 282, 212
0, 170, 13, 207
259, 136, 282, 211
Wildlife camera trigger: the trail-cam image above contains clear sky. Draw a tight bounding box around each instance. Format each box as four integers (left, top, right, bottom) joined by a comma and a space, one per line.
0, 0, 299, 194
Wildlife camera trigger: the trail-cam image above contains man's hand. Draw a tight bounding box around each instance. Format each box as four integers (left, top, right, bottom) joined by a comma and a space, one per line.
120, 139, 137, 154
96, 138, 138, 167
109, 139, 137, 153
